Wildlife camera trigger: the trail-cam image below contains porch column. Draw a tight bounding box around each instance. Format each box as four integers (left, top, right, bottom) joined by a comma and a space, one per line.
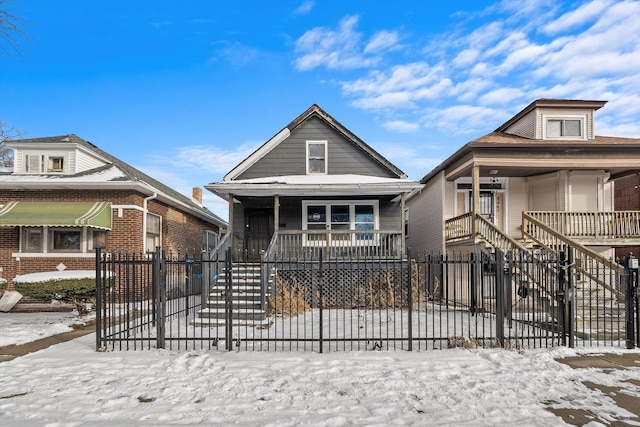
400, 192, 406, 255
472, 165, 480, 240
228, 194, 234, 246
274, 194, 280, 233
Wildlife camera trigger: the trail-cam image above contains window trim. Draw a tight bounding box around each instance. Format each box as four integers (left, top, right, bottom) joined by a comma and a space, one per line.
145, 212, 162, 253
47, 155, 66, 173
306, 140, 328, 175
542, 114, 587, 140
302, 200, 379, 246
17, 225, 109, 256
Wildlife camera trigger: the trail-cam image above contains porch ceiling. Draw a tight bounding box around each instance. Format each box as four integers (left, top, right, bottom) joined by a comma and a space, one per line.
205, 174, 422, 198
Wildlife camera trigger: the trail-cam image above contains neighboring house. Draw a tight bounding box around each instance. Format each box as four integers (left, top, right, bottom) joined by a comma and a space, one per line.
406, 99, 640, 258
0, 134, 226, 296
206, 104, 421, 261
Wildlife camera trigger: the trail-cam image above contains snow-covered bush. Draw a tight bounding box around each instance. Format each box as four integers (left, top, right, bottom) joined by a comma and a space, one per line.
0, 277, 7, 292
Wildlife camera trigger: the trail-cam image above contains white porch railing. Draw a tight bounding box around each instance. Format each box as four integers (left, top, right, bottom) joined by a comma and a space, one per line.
526, 211, 640, 241
264, 229, 404, 260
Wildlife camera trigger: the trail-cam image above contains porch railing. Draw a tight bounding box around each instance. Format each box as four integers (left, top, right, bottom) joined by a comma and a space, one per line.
526, 211, 640, 241
265, 229, 404, 260
522, 212, 624, 301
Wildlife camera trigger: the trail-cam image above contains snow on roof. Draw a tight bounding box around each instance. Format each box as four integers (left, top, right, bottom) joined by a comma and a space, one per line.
0, 165, 127, 183
13, 270, 108, 283
224, 174, 415, 185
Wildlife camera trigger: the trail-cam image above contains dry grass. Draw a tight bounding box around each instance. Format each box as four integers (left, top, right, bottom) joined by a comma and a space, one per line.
268, 275, 312, 317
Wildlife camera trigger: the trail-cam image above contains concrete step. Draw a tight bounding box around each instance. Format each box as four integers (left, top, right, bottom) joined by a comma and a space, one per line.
197, 308, 267, 320
190, 317, 272, 328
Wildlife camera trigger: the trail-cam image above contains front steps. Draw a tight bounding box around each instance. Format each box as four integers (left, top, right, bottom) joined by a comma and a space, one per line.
192, 263, 271, 327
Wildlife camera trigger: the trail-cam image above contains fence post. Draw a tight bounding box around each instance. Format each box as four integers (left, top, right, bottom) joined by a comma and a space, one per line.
95, 247, 102, 351
566, 247, 575, 348
225, 247, 233, 351
557, 250, 567, 346
154, 246, 166, 349
407, 248, 413, 351
495, 249, 505, 347
470, 251, 477, 315
624, 253, 638, 349
318, 248, 324, 354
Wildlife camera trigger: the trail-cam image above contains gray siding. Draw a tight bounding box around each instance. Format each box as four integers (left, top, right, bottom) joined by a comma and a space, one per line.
237, 117, 396, 180
406, 172, 444, 254
504, 110, 536, 139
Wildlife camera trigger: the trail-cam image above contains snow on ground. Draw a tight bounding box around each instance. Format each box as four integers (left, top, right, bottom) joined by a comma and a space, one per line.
1, 329, 640, 425
0, 311, 91, 347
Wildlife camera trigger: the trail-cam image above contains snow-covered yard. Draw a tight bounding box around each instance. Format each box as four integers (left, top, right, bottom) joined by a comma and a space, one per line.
1, 311, 640, 425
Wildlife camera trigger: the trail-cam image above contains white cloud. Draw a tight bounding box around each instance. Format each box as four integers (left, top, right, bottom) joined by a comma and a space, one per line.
382, 120, 420, 133
294, 15, 382, 70
478, 88, 525, 106
364, 30, 401, 54
543, 0, 613, 34
293, 0, 314, 16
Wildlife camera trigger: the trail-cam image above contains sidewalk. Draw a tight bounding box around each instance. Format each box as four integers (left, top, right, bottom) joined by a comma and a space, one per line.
0, 321, 95, 363
550, 352, 640, 426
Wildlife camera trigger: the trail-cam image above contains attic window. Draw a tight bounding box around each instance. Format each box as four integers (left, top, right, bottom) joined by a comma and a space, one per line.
545, 117, 585, 139
47, 156, 65, 172
307, 141, 327, 174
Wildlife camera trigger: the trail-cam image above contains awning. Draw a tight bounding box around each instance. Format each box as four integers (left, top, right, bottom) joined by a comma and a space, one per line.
0, 201, 112, 230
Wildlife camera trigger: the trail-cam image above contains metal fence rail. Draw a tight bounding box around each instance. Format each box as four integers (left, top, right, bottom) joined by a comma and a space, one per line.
95, 247, 639, 352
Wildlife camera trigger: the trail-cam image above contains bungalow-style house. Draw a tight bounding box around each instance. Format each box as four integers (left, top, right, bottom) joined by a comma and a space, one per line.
406, 99, 640, 257
405, 99, 640, 338
0, 134, 226, 303
206, 104, 421, 262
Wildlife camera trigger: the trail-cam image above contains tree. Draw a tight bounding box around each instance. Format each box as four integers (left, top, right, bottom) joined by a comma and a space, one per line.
0, 120, 20, 168
0, 0, 25, 56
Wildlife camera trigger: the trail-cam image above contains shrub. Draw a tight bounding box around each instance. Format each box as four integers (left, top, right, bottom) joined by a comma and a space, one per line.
0, 278, 7, 292
14, 278, 96, 303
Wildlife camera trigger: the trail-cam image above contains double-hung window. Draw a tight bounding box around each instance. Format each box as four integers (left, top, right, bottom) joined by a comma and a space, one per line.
146, 213, 161, 252
307, 141, 327, 174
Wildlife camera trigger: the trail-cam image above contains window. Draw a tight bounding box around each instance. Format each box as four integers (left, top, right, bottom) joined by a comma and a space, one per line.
307, 141, 327, 174
146, 213, 161, 252
47, 156, 65, 172
26, 155, 43, 173
302, 200, 379, 245
546, 118, 583, 138
49, 228, 82, 252
404, 208, 409, 237
22, 228, 43, 252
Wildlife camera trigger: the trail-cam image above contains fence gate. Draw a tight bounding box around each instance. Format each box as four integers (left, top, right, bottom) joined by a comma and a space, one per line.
95, 247, 634, 352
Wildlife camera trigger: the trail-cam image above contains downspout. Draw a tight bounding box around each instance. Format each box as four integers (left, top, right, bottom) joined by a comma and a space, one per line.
143, 192, 158, 252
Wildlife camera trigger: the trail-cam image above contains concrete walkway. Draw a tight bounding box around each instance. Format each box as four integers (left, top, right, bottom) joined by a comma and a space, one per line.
0, 321, 95, 363
550, 353, 640, 426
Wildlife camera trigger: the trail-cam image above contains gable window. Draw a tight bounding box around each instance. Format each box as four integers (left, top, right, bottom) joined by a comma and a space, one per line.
307, 141, 327, 174
47, 156, 65, 172
544, 116, 585, 139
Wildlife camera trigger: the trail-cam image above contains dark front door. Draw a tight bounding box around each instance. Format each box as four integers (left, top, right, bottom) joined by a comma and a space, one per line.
244, 208, 274, 260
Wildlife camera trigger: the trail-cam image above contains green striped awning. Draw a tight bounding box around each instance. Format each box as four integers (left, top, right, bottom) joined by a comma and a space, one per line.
0, 201, 112, 229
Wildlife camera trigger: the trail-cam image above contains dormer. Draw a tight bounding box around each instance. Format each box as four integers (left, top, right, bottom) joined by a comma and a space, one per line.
495, 99, 607, 141
6, 134, 111, 175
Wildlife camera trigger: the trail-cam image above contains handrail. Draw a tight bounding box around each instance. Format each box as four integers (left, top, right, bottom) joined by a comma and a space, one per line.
523, 212, 624, 301
476, 214, 530, 255
209, 232, 231, 261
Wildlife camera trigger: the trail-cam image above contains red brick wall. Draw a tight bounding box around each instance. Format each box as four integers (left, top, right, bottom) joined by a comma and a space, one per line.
0, 189, 221, 288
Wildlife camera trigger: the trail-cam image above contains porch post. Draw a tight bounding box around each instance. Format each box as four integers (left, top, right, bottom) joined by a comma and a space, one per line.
274, 194, 280, 233
400, 192, 406, 256
228, 194, 234, 255
472, 165, 480, 240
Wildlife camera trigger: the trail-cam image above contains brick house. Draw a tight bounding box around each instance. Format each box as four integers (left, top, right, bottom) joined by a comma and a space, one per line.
0, 134, 226, 299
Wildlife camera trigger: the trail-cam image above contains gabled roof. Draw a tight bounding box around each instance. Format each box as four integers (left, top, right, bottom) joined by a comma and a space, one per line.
2, 134, 226, 227
224, 104, 408, 181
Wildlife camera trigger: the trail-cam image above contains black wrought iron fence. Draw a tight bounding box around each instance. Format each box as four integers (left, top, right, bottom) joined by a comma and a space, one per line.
95, 247, 639, 352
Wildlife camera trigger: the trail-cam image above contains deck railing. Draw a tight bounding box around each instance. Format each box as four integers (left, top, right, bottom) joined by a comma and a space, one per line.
526, 211, 640, 241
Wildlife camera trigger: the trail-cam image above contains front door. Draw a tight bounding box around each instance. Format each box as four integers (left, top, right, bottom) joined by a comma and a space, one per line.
244, 208, 274, 260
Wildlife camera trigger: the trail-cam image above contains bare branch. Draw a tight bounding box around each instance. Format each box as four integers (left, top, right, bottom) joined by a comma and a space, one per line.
0, 0, 26, 56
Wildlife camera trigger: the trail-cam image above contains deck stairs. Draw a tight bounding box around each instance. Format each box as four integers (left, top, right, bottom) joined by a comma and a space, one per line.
192, 263, 272, 327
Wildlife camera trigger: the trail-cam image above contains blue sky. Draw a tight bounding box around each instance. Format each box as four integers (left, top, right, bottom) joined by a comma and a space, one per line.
1, 0, 639, 220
